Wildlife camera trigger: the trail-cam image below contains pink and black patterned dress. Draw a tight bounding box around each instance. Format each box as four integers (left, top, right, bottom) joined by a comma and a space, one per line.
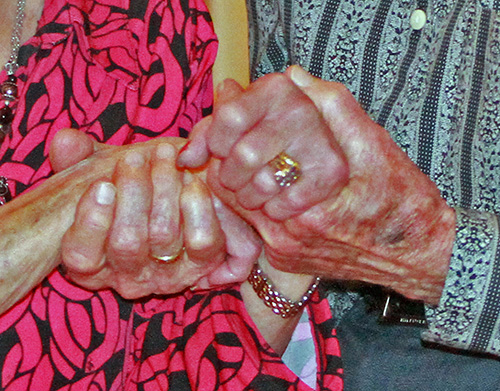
0, 0, 343, 389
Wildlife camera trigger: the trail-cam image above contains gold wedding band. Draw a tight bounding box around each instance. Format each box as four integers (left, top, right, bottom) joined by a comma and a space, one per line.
270, 151, 301, 187
151, 247, 185, 264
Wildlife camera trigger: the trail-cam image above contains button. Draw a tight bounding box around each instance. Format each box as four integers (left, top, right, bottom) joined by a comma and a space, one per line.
410, 9, 426, 30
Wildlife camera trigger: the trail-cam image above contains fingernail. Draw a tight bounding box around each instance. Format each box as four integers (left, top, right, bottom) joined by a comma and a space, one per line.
289, 65, 313, 87
96, 182, 116, 205
156, 143, 175, 159
124, 151, 145, 168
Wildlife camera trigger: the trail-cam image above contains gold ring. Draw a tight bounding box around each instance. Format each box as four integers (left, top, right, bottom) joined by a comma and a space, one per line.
151, 247, 185, 264
270, 151, 301, 187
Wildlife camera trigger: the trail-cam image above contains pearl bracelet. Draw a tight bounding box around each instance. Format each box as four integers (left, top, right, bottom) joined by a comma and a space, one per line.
247, 263, 321, 318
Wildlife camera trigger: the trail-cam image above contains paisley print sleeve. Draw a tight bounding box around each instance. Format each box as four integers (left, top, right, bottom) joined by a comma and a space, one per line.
423, 208, 500, 355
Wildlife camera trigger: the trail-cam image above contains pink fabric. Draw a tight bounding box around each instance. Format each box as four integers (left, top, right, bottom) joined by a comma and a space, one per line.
0, 0, 216, 196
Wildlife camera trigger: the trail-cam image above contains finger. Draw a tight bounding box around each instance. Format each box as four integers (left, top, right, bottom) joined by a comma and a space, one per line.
206, 76, 284, 158
180, 171, 226, 264
286, 65, 373, 157
216, 74, 337, 190
234, 165, 281, 210
203, 197, 261, 287
149, 143, 184, 259
215, 91, 348, 219
61, 181, 116, 275
50, 128, 96, 172
176, 116, 212, 168
177, 79, 245, 167
107, 150, 152, 271
215, 78, 246, 103
262, 143, 348, 220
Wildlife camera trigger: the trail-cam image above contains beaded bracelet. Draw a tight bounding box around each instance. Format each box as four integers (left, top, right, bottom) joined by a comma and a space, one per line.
247, 263, 321, 318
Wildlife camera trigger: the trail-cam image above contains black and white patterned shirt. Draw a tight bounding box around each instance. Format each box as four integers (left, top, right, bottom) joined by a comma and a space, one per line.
248, 0, 500, 355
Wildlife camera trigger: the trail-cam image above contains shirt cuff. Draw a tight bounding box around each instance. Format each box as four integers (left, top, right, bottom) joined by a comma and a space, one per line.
422, 207, 500, 355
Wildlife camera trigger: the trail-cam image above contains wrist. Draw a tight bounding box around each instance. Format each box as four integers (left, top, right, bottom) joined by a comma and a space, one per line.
257, 252, 315, 301
248, 252, 320, 318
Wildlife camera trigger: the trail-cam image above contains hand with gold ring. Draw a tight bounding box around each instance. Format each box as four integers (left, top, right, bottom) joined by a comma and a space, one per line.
150, 246, 185, 264
54, 133, 261, 299
179, 67, 455, 304
177, 73, 348, 222
269, 151, 302, 188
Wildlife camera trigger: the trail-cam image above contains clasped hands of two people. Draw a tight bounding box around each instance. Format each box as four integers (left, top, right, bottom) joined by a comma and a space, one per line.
54, 66, 456, 305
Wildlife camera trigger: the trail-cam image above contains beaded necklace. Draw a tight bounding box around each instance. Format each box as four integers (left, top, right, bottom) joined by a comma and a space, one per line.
0, 0, 27, 143
0, 0, 25, 203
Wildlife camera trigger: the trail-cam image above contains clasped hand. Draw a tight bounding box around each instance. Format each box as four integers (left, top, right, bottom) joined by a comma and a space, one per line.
51, 133, 260, 298
55, 65, 456, 304
179, 66, 456, 304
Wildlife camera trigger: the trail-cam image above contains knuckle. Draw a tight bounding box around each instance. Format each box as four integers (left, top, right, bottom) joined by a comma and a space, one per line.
236, 192, 263, 210
234, 142, 261, 169
109, 229, 143, 258
215, 102, 246, 131
259, 73, 293, 93
320, 151, 349, 186
323, 82, 351, 106
285, 191, 310, 212
189, 237, 215, 253
187, 232, 221, 255
83, 211, 111, 232
149, 220, 176, 247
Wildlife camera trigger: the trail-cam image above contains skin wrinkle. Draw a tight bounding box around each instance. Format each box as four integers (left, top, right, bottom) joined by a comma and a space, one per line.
266, 212, 446, 301
279, 202, 450, 300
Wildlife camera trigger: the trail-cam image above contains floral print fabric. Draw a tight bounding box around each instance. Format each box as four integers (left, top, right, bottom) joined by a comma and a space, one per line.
0, 0, 343, 389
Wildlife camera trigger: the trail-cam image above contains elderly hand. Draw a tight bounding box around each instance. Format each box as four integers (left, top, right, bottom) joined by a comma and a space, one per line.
178, 66, 456, 304
50, 130, 260, 298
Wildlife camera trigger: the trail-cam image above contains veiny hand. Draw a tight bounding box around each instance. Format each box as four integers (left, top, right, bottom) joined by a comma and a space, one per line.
178, 66, 456, 304
50, 129, 260, 298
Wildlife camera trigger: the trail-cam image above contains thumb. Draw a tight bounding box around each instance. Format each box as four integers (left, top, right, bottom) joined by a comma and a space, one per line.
285, 65, 361, 121
285, 65, 381, 156
50, 128, 100, 172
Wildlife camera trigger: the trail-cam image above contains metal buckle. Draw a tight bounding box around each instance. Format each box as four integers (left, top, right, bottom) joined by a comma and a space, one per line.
379, 292, 427, 327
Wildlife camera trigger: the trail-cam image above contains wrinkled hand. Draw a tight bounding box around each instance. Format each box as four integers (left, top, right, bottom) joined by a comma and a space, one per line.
50, 129, 260, 298
178, 66, 456, 303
